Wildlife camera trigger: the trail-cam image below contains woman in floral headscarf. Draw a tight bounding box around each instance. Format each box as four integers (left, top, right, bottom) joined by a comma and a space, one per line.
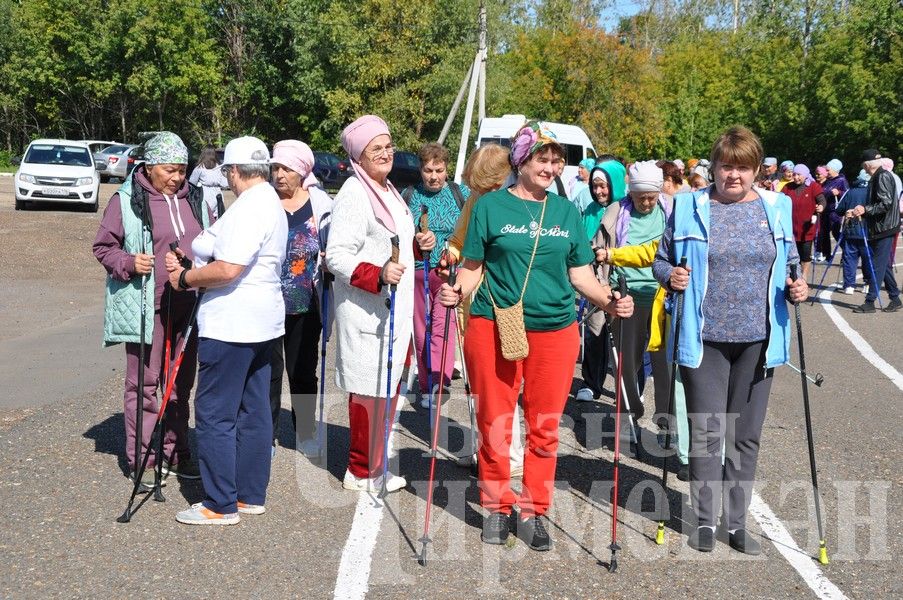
437, 121, 634, 551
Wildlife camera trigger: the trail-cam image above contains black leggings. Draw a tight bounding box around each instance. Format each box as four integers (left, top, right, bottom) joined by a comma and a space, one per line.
269, 307, 322, 442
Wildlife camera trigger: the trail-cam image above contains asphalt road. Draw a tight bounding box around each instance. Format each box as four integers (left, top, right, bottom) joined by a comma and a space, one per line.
0, 175, 900, 599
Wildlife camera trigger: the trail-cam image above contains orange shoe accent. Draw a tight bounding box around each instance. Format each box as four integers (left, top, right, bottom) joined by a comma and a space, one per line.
200, 507, 225, 520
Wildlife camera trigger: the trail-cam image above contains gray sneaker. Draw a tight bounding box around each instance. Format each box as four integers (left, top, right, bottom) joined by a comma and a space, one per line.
130, 469, 166, 492
883, 298, 902, 313
176, 502, 239, 525
163, 459, 201, 480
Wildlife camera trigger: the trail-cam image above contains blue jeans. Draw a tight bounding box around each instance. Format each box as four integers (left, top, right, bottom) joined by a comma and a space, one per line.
196, 337, 275, 514
841, 238, 863, 288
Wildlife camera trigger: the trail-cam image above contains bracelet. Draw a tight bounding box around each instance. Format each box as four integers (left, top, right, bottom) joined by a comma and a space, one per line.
178, 269, 191, 291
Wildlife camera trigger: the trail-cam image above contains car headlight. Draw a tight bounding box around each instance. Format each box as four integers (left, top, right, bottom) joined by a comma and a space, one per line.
76, 177, 94, 186
17, 173, 36, 183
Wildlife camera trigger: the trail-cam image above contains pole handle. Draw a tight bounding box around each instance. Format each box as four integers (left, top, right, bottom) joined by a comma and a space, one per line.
419, 205, 430, 234
616, 271, 628, 296
448, 262, 458, 287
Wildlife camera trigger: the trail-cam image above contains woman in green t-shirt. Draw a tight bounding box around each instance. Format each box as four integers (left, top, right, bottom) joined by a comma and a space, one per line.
437, 121, 634, 551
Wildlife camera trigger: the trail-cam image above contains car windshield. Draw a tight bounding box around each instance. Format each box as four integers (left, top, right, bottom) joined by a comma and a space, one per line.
101, 145, 131, 155
25, 145, 92, 167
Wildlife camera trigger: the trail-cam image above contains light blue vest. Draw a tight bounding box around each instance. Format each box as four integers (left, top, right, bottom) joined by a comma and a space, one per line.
101, 179, 210, 346
667, 187, 793, 369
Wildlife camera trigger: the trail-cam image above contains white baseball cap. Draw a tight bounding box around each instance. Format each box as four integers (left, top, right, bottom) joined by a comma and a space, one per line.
222, 136, 270, 166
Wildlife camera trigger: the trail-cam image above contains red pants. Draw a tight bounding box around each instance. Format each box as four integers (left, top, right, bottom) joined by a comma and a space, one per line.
347, 391, 400, 479
464, 317, 579, 518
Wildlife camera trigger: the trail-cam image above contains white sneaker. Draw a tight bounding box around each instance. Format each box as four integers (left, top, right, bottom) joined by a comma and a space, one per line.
843, 286, 855, 295
862, 284, 869, 295
342, 469, 407, 493
175, 502, 240, 525
575, 387, 595, 402
237, 501, 266, 515
419, 384, 449, 409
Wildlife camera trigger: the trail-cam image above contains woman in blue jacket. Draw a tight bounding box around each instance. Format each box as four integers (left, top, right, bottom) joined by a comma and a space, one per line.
653, 126, 808, 554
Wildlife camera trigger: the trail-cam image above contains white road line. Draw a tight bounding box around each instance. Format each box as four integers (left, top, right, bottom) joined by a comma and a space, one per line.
816, 284, 903, 393
333, 491, 385, 600
750, 493, 849, 600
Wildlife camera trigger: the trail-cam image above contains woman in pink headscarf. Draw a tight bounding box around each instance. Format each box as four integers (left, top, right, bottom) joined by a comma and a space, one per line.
268, 140, 335, 458
325, 116, 435, 493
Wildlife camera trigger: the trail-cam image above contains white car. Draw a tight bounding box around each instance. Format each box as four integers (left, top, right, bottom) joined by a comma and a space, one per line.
14, 139, 102, 212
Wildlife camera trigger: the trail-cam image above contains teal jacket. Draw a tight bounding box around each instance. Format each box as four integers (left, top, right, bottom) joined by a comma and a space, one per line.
656, 187, 795, 369
102, 177, 210, 346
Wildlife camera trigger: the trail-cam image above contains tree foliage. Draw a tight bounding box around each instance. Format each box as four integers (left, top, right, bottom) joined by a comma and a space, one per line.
0, 0, 898, 171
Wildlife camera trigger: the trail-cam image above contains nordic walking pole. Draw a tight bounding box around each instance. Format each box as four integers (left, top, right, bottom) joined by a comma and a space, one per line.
858, 219, 884, 309
420, 206, 435, 425
655, 257, 687, 545
608, 272, 628, 573
577, 296, 587, 363
454, 319, 478, 474
118, 289, 204, 523
378, 236, 401, 500
133, 206, 149, 484
606, 325, 638, 446
810, 225, 845, 305
316, 271, 333, 461
418, 262, 457, 566
789, 263, 830, 565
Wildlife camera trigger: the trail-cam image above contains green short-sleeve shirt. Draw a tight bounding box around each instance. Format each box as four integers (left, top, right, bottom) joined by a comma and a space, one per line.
463, 189, 595, 331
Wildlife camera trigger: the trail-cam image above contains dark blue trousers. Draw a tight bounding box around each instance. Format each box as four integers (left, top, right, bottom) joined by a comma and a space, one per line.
864, 235, 900, 303
196, 337, 275, 514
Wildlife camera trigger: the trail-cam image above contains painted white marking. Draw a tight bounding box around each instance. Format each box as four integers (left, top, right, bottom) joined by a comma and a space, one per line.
333, 491, 385, 600
816, 287, 903, 393
750, 493, 849, 600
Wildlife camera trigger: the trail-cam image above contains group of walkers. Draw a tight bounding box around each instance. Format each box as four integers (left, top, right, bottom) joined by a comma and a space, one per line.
93, 120, 898, 558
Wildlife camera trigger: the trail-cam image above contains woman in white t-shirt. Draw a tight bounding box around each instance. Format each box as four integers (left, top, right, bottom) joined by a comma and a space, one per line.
165, 136, 288, 526
188, 146, 229, 218
326, 115, 434, 493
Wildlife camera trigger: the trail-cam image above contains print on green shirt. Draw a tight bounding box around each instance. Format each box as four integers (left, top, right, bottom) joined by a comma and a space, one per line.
463, 189, 595, 331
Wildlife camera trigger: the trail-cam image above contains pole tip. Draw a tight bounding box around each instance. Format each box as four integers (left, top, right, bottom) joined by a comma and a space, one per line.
818, 545, 829, 565
655, 526, 665, 545
116, 512, 131, 524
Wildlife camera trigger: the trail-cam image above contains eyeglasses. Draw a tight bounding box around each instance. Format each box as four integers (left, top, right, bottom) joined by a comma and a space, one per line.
365, 143, 395, 160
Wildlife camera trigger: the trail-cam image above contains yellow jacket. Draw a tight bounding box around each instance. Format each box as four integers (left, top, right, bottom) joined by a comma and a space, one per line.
607, 240, 668, 352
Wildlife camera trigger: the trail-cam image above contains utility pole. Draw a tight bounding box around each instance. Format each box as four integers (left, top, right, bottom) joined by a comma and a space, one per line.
440, 0, 488, 183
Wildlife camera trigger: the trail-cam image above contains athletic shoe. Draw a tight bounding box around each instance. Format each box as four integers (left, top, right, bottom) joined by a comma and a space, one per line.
842, 286, 855, 295
420, 384, 450, 409
728, 529, 762, 555
882, 297, 902, 313
481, 511, 510, 545
237, 501, 266, 515
861, 284, 869, 295
575, 387, 596, 402
687, 526, 715, 552
852, 301, 876, 313
677, 463, 690, 482
516, 515, 552, 551
130, 469, 166, 492
509, 463, 524, 478
814, 253, 826, 263
162, 459, 200, 480
341, 469, 406, 493
297, 437, 321, 458
175, 502, 239, 526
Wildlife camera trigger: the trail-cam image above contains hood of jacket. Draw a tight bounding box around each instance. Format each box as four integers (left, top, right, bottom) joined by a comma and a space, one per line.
589, 160, 627, 206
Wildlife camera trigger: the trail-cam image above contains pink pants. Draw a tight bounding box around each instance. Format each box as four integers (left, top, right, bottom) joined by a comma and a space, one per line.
413, 268, 457, 393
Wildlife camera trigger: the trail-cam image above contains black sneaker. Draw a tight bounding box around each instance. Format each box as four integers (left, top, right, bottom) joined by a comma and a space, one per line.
728, 529, 762, 555
481, 511, 510, 545
677, 463, 690, 482
883, 298, 903, 313
687, 526, 715, 552
852, 301, 876, 313
516, 515, 552, 551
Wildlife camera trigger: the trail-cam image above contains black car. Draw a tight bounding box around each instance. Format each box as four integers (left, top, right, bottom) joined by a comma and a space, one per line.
313, 152, 352, 191
388, 151, 421, 189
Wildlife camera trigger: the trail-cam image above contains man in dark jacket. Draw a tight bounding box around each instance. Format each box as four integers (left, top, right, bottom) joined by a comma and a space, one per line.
846, 149, 901, 313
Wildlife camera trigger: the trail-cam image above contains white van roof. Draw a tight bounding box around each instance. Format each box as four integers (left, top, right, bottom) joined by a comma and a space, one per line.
476, 115, 594, 148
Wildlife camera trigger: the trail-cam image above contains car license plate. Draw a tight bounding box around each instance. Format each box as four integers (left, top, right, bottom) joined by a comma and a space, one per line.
41, 187, 69, 196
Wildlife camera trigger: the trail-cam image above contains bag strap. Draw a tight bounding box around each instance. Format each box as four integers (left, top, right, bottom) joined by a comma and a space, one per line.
449, 182, 465, 210
486, 197, 547, 308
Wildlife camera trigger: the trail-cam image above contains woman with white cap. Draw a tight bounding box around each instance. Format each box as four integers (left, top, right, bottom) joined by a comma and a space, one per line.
165, 136, 288, 525
817, 158, 849, 261
595, 160, 671, 423
268, 140, 334, 457
325, 115, 435, 493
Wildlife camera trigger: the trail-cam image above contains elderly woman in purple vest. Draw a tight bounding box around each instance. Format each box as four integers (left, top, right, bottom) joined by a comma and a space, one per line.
93, 132, 211, 489
326, 115, 435, 493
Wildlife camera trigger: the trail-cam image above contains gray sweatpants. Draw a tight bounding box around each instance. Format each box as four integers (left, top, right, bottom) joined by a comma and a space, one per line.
680, 341, 773, 529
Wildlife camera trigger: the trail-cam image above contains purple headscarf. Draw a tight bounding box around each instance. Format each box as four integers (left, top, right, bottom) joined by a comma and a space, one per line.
793, 164, 814, 186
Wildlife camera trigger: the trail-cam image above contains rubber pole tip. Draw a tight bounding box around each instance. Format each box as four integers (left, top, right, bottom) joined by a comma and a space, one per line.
818, 546, 829, 565
655, 526, 665, 545
608, 558, 618, 573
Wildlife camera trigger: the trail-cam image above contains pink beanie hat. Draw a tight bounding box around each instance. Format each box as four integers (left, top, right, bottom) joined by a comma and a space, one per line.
271, 140, 318, 189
